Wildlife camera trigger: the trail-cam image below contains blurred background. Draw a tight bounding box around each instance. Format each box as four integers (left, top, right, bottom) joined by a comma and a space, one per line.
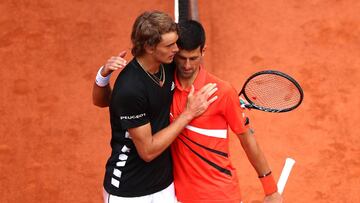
0, 0, 359, 202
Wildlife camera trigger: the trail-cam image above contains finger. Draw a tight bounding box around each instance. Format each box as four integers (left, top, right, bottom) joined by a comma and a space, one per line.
207, 95, 218, 104
114, 57, 127, 65
109, 56, 119, 61
188, 85, 195, 97
112, 61, 126, 68
109, 60, 126, 68
199, 83, 213, 93
109, 58, 127, 65
108, 66, 119, 71
205, 87, 218, 98
200, 83, 217, 95
107, 64, 122, 71
114, 59, 127, 67
118, 51, 127, 57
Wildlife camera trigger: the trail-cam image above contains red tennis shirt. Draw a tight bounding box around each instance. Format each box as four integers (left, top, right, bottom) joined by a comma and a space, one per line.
170, 66, 249, 203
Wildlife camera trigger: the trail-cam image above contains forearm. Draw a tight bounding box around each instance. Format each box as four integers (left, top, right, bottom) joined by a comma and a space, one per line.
92, 51, 127, 107
238, 130, 271, 176
130, 83, 217, 162
92, 66, 113, 107
137, 112, 193, 162
238, 130, 279, 197
92, 83, 111, 107
145, 83, 217, 160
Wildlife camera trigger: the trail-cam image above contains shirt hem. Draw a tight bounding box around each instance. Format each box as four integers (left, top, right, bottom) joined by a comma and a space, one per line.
103, 179, 173, 197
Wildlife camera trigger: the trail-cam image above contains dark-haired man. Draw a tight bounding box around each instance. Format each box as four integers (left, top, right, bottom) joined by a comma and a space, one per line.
170, 20, 282, 203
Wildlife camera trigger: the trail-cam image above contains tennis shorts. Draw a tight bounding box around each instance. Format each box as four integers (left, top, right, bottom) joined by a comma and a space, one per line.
103, 183, 177, 203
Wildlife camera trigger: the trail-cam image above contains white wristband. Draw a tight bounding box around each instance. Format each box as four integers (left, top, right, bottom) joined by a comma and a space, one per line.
95, 66, 111, 87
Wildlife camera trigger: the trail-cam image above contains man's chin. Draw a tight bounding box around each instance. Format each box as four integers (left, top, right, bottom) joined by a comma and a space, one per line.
179, 72, 193, 79
161, 59, 173, 64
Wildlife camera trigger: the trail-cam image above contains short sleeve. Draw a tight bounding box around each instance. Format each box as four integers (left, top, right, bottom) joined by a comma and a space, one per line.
111, 86, 150, 130
223, 86, 249, 134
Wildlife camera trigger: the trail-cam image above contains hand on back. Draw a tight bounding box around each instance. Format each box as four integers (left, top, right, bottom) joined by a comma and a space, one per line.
101, 51, 127, 77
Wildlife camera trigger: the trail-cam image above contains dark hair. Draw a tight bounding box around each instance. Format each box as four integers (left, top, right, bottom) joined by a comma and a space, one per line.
177, 20, 206, 51
131, 11, 178, 57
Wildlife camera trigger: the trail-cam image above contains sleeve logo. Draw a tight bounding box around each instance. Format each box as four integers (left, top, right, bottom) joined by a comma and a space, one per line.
171, 81, 175, 91
120, 113, 146, 120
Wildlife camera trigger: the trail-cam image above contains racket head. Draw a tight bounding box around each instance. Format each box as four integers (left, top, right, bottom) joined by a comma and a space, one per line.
239, 70, 304, 113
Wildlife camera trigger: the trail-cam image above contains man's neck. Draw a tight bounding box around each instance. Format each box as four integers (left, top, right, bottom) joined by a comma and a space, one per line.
178, 70, 199, 90
136, 55, 161, 74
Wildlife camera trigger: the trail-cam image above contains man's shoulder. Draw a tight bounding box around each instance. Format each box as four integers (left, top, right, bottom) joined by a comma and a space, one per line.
164, 62, 176, 74
119, 59, 142, 77
112, 61, 145, 95
204, 73, 241, 114
165, 61, 176, 68
205, 72, 234, 94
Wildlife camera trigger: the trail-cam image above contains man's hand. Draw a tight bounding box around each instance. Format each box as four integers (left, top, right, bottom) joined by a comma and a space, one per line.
264, 192, 283, 203
101, 51, 127, 77
93, 51, 127, 107
183, 83, 218, 120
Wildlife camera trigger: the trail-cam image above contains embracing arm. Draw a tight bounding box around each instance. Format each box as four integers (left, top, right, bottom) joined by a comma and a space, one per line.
93, 80, 112, 107
128, 109, 193, 162
92, 51, 127, 107
129, 84, 218, 162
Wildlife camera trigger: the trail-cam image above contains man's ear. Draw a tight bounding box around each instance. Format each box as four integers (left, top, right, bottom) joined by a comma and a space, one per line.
201, 45, 207, 56
144, 43, 155, 54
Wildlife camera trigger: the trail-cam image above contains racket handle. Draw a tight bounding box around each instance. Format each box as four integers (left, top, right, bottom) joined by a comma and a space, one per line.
277, 158, 296, 195
239, 97, 252, 109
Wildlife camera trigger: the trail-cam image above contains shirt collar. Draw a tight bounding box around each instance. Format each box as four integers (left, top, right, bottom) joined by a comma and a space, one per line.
174, 65, 207, 92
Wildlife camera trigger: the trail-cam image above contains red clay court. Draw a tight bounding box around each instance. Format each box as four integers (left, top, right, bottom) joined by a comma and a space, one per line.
1, 0, 359, 202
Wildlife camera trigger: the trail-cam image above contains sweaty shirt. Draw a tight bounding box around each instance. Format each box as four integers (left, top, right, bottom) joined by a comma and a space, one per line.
104, 59, 176, 197
171, 66, 249, 202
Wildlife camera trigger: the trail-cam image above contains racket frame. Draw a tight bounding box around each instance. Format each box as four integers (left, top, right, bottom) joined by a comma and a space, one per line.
239, 70, 304, 113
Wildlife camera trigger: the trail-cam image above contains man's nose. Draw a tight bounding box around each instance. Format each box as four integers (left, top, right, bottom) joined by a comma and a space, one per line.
173, 44, 179, 53
184, 59, 191, 69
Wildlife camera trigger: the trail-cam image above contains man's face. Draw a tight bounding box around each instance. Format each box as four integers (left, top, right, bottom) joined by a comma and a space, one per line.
152, 32, 179, 64
174, 47, 203, 80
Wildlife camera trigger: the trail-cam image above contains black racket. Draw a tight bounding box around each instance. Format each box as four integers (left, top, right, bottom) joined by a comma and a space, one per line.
239, 70, 304, 113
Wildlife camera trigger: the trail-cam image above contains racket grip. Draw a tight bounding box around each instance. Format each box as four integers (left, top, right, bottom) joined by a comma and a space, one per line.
239, 97, 246, 108
239, 97, 245, 104
277, 158, 295, 194
239, 97, 252, 109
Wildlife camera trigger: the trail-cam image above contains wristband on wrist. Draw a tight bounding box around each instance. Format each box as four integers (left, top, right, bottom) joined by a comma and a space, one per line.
95, 66, 111, 87
258, 170, 272, 178
259, 171, 278, 196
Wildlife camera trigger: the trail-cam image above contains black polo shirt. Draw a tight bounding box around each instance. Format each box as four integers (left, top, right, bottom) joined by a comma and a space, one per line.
104, 59, 175, 197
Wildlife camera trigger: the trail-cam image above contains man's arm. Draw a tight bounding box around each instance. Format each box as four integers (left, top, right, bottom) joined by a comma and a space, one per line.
129, 84, 218, 162
92, 51, 127, 107
237, 129, 283, 203
93, 82, 112, 107
237, 129, 271, 176
222, 85, 282, 202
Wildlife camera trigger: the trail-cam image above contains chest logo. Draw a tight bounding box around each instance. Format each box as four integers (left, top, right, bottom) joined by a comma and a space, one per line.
171, 81, 175, 91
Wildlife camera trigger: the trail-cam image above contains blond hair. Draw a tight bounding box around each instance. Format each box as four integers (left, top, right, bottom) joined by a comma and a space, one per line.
131, 11, 178, 57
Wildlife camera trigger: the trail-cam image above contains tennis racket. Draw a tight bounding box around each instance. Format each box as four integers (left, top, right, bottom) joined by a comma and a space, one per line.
239, 70, 304, 113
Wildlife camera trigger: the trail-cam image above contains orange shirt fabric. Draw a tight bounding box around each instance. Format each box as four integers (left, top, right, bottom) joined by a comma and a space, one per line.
170, 66, 249, 203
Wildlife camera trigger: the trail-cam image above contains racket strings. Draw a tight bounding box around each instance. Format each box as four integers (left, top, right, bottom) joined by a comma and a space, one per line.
244, 74, 301, 109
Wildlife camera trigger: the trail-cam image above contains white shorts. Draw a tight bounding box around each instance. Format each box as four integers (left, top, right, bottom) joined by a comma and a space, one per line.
103, 183, 177, 203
